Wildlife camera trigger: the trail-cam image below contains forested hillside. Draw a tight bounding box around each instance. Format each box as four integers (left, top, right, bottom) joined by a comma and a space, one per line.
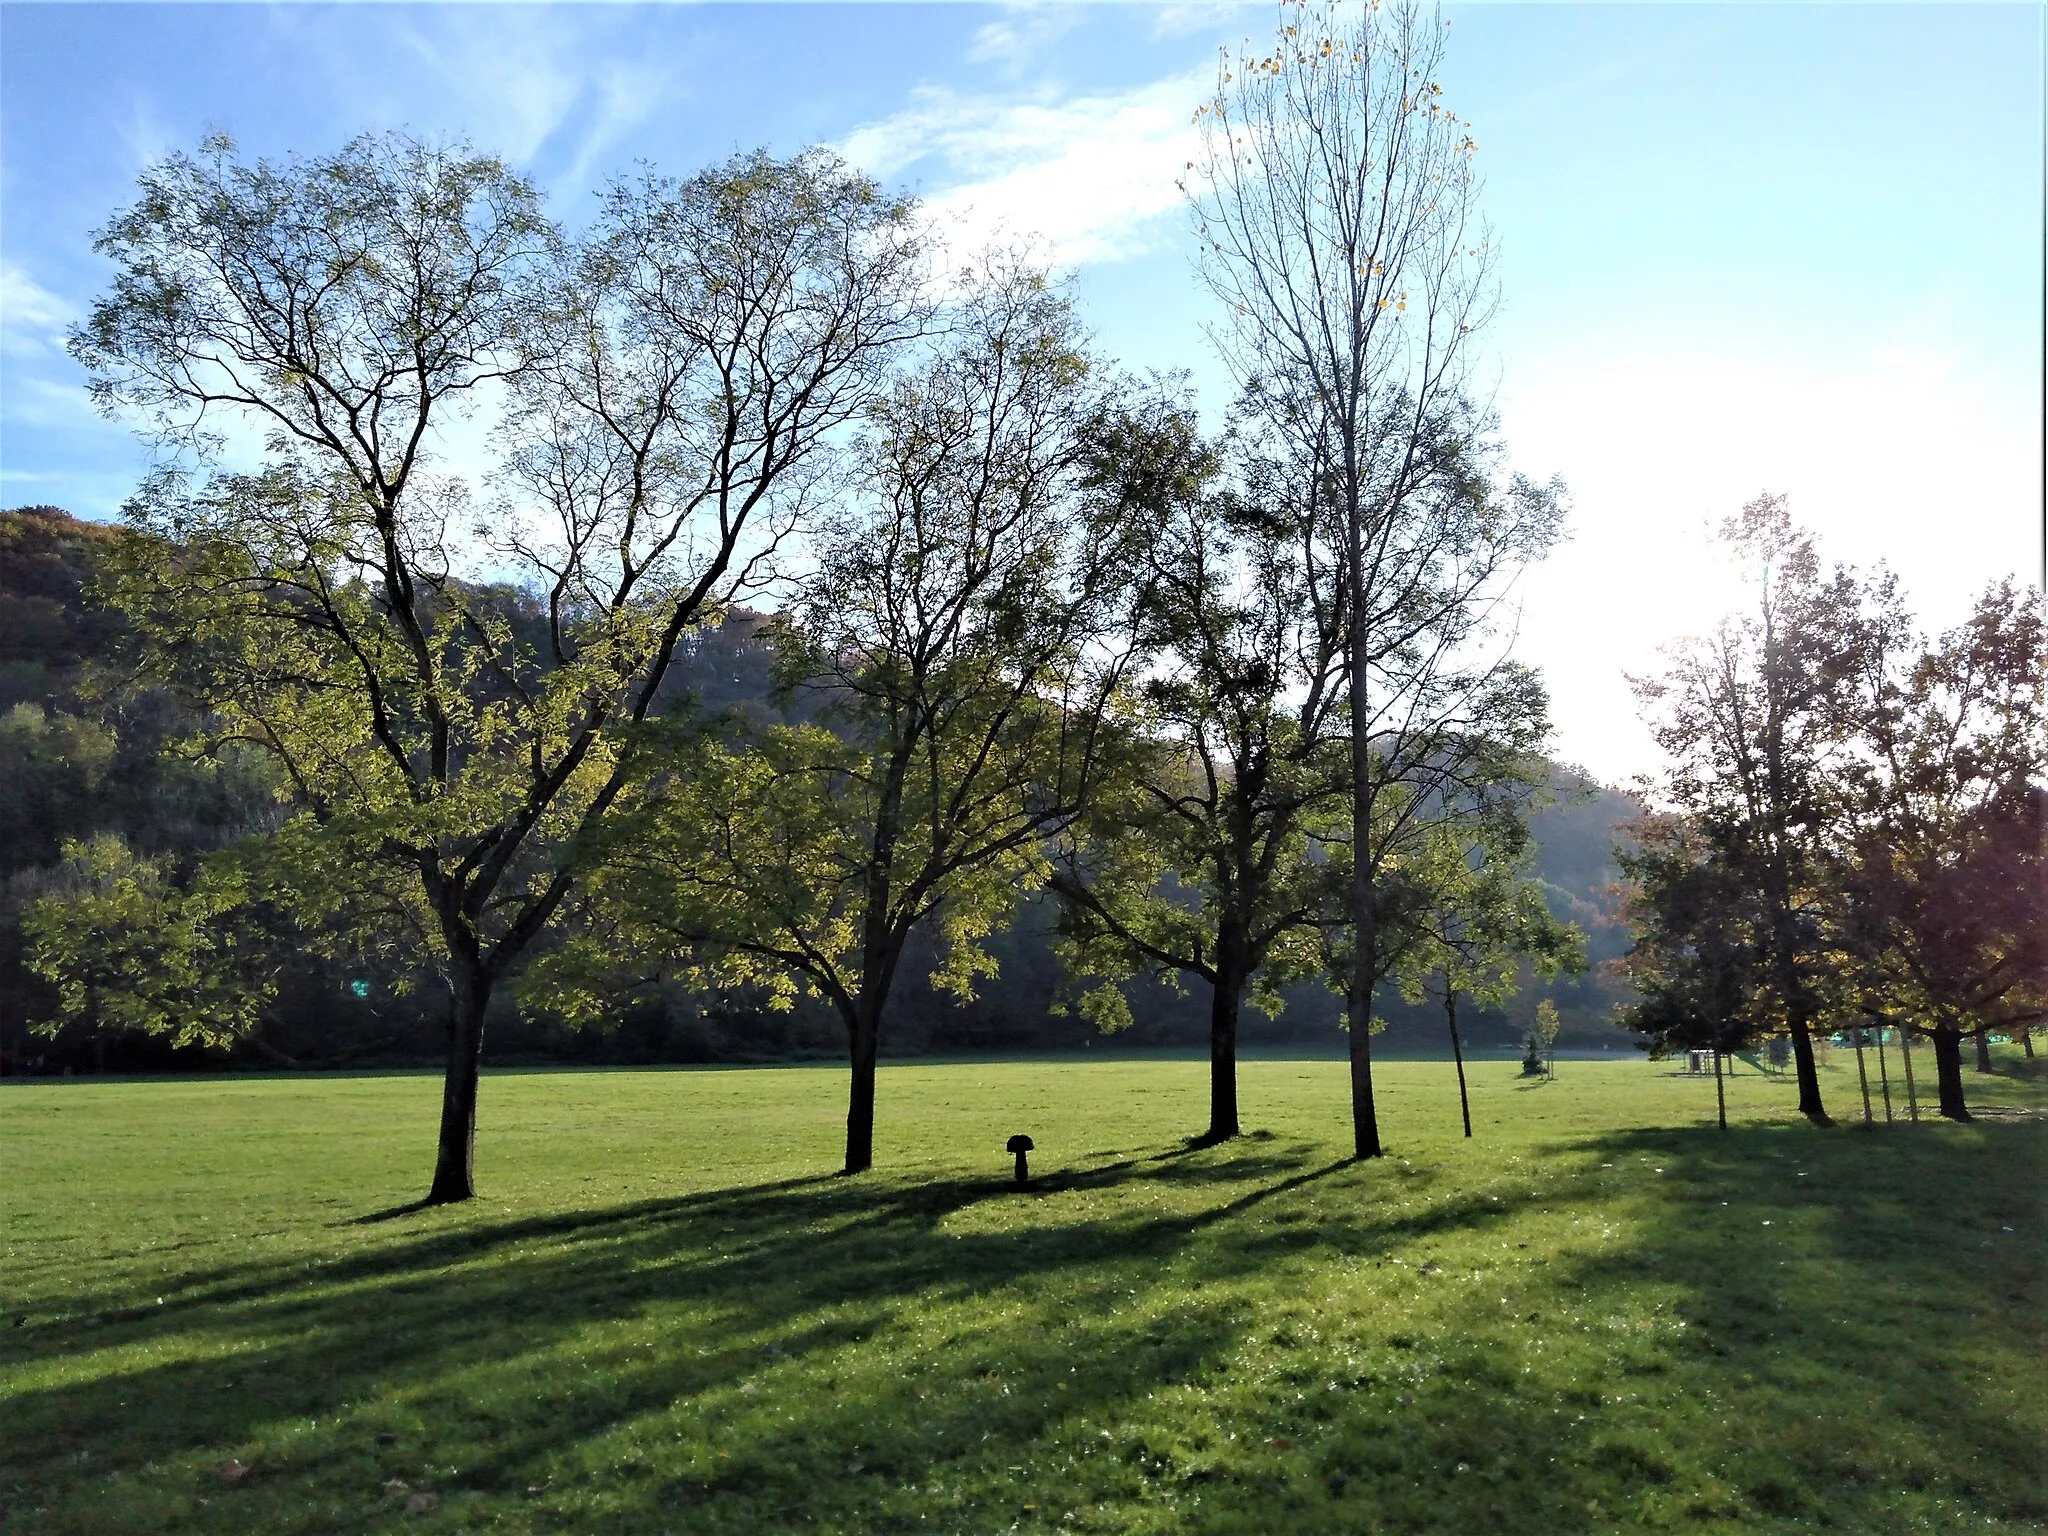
1, 505, 1638, 1073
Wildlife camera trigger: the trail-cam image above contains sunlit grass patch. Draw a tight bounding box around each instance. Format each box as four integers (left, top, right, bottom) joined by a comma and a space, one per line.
4, 1056, 2044, 1533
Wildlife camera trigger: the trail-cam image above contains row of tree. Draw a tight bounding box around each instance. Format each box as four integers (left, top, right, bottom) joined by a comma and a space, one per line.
0, 510, 1625, 1075
1620, 499, 2045, 1125
21, 0, 1605, 1201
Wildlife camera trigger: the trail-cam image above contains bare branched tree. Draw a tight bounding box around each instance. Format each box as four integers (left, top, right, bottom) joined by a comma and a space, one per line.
1184, 0, 1557, 1156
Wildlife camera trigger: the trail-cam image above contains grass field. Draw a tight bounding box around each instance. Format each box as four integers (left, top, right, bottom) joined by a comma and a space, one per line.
4, 1053, 2044, 1534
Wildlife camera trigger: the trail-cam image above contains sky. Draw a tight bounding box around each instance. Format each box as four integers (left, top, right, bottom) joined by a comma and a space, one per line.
1, 2, 2042, 783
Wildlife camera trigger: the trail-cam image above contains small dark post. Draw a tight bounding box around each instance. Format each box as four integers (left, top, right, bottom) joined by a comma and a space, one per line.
1713, 1042, 1727, 1131
1445, 985, 1472, 1139
1007, 1134, 1034, 1188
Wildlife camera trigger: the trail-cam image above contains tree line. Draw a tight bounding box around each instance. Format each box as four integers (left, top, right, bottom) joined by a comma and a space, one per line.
0, 506, 1630, 1070
1619, 498, 2045, 1126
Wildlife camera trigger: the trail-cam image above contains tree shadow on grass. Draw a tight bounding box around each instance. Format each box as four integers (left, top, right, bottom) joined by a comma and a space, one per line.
1528, 1117, 2048, 1532
0, 1138, 1552, 1534
12, 1120, 2037, 1535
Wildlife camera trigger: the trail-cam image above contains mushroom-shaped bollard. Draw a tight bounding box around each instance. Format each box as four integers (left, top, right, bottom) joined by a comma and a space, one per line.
1007, 1134, 1034, 1187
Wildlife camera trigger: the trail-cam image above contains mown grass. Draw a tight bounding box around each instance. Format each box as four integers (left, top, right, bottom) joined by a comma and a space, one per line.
3, 1052, 2044, 1534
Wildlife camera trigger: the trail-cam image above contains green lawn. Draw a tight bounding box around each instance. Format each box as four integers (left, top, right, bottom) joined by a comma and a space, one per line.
4, 1053, 2044, 1534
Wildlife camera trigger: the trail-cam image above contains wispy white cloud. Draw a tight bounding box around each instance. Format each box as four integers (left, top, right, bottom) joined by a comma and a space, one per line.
382, 9, 584, 165
967, 4, 1088, 74
1, 260, 76, 360
263, 7, 673, 194
838, 68, 1209, 269
1149, 2, 1257, 43
562, 59, 675, 190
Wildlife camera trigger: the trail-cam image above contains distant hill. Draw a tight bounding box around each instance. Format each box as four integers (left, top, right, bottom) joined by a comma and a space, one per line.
0, 505, 1644, 1072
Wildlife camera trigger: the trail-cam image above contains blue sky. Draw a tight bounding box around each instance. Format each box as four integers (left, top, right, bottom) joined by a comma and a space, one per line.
1, 2, 2041, 780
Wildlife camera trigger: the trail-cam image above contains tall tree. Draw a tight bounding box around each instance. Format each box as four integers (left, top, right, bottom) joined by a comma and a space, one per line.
1050, 424, 1350, 1145
71, 133, 927, 1201
1631, 496, 1877, 1125
1185, 0, 1559, 1157
1834, 581, 2047, 1120
534, 269, 1156, 1174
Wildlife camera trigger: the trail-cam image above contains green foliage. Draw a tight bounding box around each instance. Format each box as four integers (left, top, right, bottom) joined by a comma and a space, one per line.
60, 132, 930, 1190
1392, 813, 1585, 1015
1617, 813, 1775, 1060
1053, 418, 1350, 1033
536, 266, 1146, 1069
22, 834, 272, 1046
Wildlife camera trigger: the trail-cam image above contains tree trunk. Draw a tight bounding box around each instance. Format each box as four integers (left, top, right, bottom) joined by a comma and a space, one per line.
2021, 1027, 2035, 1060
426, 967, 490, 1205
1974, 1030, 1994, 1073
844, 1006, 881, 1174
1713, 1042, 1726, 1131
1931, 1026, 1971, 1122
1346, 939, 1381, 1158
1786, 1012, 1830, 1126
1345, 495, 1382, 1160
1345, 744, 1381, 1158
1852, 1030, 1873, 1126
1446, 986, 1471, 1139
1898, 1026, 1920, 1122
1874, 1027, 1893, 1124
1204, 961, 1244, 1145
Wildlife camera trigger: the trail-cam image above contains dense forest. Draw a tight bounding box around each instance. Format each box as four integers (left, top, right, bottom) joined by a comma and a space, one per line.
1, 504, 1638, 1075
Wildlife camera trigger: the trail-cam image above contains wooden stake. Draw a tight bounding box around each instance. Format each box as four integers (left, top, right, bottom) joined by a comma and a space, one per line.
1853, 1030, 1874, 1126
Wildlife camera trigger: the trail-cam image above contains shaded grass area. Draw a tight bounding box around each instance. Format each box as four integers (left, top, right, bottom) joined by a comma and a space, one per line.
3, 1056, 2044, 1533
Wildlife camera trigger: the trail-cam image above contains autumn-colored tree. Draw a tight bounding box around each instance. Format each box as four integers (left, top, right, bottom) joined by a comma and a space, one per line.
1833, 581, 2047, 1120
1631, 496, 1881, 1125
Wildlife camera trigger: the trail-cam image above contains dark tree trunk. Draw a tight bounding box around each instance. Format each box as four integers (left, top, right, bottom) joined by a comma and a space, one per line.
1931, 1026, 1972, 1122
426, 968, 490, 1204
1204, 958, 1244, 1145
844, 1005, 881, 1174
1786, 1013, 1830, 1125
1874, 1028, 1894, 1124
1852, 1031, 1873, 1126
1346, 941, 1381, 1158
1446, 987, 1471, 1139
1974, 1030, 1994, 1073
1345, 586, 1381, 1160
2021, 1027, 2036, 1060
1899, 1027, 1920, 1121
1344, 799, 1381, 1158
1713, 1043, 1726, 1131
